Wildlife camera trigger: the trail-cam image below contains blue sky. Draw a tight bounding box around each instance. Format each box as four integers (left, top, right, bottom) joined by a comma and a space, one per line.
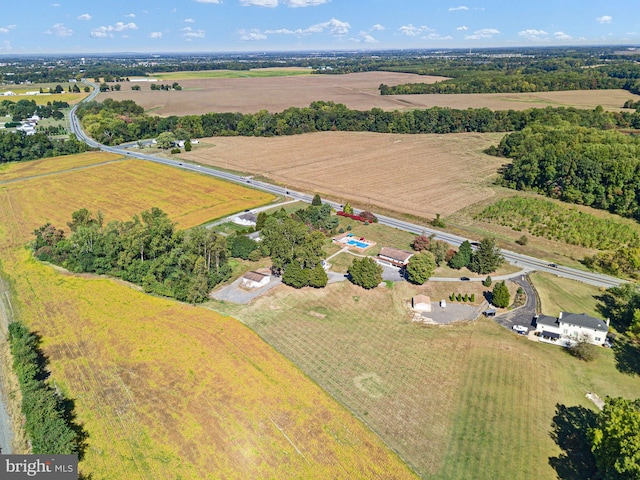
0, 0, 638, 54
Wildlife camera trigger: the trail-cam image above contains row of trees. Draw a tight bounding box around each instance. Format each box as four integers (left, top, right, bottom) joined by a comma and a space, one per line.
33, 208, 230, 303
0, 98, 70, 122
0, 132, 90, 164
495, 123, 640, 220
8, 321, 84, 454
379, 70, 632, 95
76, 98, 640, 146
412, 236, 504, 275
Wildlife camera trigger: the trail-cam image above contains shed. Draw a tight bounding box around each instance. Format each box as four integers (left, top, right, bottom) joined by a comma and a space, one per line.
412, 295, 431, 312
241, 270, 270, 289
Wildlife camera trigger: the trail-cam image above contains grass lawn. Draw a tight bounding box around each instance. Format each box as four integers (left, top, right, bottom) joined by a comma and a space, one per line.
209, 280, 640, 479
530, 271, 603, 318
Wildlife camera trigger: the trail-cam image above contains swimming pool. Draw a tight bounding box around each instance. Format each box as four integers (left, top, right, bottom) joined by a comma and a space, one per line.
346, 239, 370, 248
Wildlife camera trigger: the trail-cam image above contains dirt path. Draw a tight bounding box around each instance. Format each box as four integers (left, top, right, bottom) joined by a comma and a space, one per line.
0, 275, 15, 453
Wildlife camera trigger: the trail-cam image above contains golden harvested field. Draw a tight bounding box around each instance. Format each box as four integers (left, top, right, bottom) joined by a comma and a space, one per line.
99, 71, 443, 115
0, 151, 122, 183
99, 71, 638, 115
0, 155, 275, 242
182, 131, 506, 218
0, 154, 415, 479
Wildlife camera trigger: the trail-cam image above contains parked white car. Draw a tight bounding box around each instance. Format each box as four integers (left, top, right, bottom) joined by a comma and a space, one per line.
512, 325, 529, 334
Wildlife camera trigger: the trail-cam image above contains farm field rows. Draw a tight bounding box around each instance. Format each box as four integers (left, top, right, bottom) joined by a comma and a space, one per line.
0, 154, 415, 479
182, 131, 506, 218
211, 279, 640, 479
99, 71, 637, 115
148, 67, 313, 80
0, 155, 275, 242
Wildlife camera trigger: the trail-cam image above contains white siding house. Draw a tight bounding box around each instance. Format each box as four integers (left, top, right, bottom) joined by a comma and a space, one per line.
233, 213, 257, 227
535, 312, 609, 346
241, 270, 270, 289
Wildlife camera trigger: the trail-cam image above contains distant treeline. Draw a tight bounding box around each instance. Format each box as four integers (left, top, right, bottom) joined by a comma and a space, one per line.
33, 208, 230, 303
494, 123, 640, 219
379, 70, 640, 95
0, 132, 91, 163
0, 98, 70, 122
77, 98, 640, 146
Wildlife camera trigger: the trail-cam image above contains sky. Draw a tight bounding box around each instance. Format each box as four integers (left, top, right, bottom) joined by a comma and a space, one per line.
0, 0, 638, 54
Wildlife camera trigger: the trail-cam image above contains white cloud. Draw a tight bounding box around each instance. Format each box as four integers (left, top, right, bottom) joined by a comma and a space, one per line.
182, 27, 206, 38
316, 18, 349, 35
448, 6, 468, 11
399, 24, 434, 37
596, 15, 612, 24
553, 31, 572, 40
456, 25, 468, 31
424, 33, 453, 40
518, 29, 548, 40
238, 28, 267, 40
465, 28, 500, 40
371, 24, 384, 31
45, 23, 73, 37
77, 14, 92, 21
284, 0, 330, 6
90, 22, 137, 38
184, 18, 195, 23
0, 25, 16, 34
149, 32, 163, 39
350, 30, 378, 44
125, 13, 136, 18
239, 0, 278, 5
194, 0, 222, 3
50, 3, 60, 7
265, 28, 298, 34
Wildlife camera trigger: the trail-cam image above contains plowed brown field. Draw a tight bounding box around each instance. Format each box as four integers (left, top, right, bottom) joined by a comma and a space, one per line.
182, 131, 506, 219
99, 71, 636, 115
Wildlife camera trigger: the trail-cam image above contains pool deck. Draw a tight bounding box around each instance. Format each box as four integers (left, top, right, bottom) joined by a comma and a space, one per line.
332, 232, 376, 251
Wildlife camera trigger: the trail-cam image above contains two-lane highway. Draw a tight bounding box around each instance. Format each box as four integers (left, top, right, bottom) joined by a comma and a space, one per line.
69, 80, 624, 289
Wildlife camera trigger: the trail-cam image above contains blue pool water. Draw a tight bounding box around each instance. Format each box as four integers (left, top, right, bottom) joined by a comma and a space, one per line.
346, 239, 369, 248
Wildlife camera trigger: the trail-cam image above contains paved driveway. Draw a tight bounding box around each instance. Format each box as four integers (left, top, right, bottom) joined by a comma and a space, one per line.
493, 274, 538, 331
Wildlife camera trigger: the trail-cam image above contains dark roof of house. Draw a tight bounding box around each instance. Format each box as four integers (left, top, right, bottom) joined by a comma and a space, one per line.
379, 247, 413, 263
238, 213, 257, 223
535, 314, 558, 328
560, 312, 608, 332
541, 330, 560, 339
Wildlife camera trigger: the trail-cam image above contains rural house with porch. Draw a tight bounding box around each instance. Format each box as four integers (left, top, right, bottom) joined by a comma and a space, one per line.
535, 312, 609, 346
377, 247, 414, 269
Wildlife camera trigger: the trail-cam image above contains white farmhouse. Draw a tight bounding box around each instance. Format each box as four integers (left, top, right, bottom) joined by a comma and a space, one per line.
233, 212, 257, 227
535, 311, 609, 346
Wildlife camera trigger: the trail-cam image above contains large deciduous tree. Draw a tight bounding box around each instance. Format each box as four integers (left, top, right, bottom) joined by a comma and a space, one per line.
348, 257, 383, 289
406, 251, 436, 285
449, 240, 472, 269
590, 397, 640, 480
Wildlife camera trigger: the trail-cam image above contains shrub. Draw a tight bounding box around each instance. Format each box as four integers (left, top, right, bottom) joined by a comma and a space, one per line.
483, 275, 492, 287
491, 281, 510, 308
470, 293, 475, 302
463, 294, 468, 302
568, 339, 599, 362
516, 234, 528, 245
338, 227, 345, 234
450, 293, 454, 301
170, 147, 181, 154
456, 293, 462, 301
412, 235, 430, 252
432, 213, 446, 228
346, 225, 352, 231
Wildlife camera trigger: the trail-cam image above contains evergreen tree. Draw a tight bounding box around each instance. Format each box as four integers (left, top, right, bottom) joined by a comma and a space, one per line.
312, 194, 322, 206
308, 263, 328, 288
491, 281, 510, 308
470, 237, 504, 274
282, 261, 309, 288
449, 240, 473, 269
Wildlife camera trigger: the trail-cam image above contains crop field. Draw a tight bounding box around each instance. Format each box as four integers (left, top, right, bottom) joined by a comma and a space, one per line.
148, 67, 313, 80
182, 131, 506, 219
0, 155, 275, 242
99, 71, 442, 115
211, 280, 640, 479
98, 70, 636, 116
0, 151, 122, 183
0, 155, 414, 479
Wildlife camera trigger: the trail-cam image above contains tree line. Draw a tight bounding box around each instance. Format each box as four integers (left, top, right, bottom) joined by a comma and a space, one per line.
379, 70, 631, 95
76, 98, 640, 146
0, 98, 70, 122
0, 132, 90, 164
8, 321, 85, 455
33, 208, 230, 303
494, 123, 640, 219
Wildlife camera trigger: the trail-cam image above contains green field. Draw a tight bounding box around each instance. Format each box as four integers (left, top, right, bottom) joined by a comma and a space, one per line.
530, 271, 603, 318
209, 279, 640, 479
148, 68, 313, 80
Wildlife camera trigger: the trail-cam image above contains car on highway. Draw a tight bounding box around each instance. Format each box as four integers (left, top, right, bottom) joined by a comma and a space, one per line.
548, 263, 558, 268
460, 277, 470, 281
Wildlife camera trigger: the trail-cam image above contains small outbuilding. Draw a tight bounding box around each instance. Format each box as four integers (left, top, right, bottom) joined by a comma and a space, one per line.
241, 270, 270, 289
233, 212, 258, 227
412, 295, 431, 312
